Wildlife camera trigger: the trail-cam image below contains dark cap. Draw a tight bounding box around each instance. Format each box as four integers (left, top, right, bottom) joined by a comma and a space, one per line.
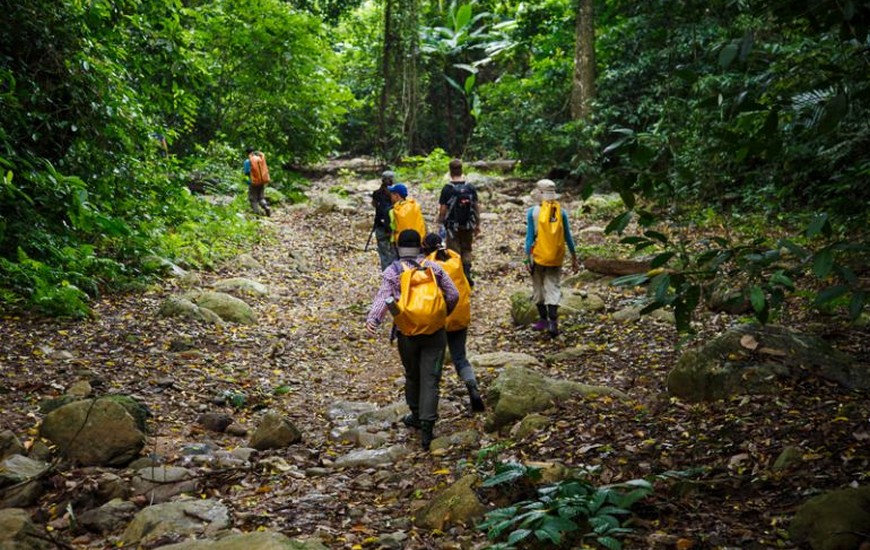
397, 229, 421, 248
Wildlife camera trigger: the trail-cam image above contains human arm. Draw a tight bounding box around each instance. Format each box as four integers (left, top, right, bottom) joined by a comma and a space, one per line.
524, 207, 536, 256
562, 210, 581, 273
366, 266, 401, 335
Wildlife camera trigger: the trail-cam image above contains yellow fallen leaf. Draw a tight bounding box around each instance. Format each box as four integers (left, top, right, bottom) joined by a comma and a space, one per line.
433, 468, 451, 475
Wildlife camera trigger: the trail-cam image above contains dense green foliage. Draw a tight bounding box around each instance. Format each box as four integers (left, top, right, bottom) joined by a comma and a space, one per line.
0, 0, 346, 316
1, 0, 867, 320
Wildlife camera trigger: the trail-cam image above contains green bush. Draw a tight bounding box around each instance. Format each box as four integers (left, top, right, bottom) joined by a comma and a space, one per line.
478, 462, 652, 550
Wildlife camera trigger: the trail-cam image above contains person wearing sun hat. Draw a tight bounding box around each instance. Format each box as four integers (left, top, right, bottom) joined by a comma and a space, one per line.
524, 179, 581, 337
366, 229, 458, 451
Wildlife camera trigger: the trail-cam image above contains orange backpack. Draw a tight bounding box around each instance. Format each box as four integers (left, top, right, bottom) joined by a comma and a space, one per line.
393, 261, 447, 336
393, 198, 426, 243
427, 249, 471, 331
249, 153, 270, 186
531, 200, 565, 267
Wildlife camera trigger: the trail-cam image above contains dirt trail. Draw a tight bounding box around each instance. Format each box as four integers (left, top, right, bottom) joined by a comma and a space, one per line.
2, 169, 869, 549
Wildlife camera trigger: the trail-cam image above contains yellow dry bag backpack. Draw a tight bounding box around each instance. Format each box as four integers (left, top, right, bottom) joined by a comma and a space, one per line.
393, 199, 426, 244
394, 261, 447, 336
531, 200, 566, 267
427, 249, 471, 331
249, 153, 270, 186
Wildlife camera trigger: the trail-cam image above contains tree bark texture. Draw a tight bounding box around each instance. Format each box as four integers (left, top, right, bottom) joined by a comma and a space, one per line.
570, 0, 596, 120
378, 0, 419, 161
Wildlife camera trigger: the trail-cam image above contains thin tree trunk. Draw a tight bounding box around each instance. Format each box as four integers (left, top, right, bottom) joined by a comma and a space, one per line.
570, 0, 596, 120
378, 0, 395, 159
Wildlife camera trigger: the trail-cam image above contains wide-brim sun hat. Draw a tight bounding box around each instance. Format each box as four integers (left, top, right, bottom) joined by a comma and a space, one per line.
534, 179, 559, 201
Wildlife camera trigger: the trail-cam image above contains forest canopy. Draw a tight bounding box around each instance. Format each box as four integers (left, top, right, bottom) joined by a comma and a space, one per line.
1, 0, 868, 318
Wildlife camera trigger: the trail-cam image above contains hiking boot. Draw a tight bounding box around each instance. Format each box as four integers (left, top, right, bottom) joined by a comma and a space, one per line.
466, 381, 486, 413
402, 413, 421, 429
420, 421, 435, 451
532, 319, 549, 331
263, 205, 271, 217
548, 319, 560, 337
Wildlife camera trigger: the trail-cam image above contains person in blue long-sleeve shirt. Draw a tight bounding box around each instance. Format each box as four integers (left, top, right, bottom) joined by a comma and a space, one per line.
524, 179, 580, 337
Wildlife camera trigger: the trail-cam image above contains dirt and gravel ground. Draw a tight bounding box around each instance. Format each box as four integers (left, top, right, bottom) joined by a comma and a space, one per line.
1, 168, 868, 549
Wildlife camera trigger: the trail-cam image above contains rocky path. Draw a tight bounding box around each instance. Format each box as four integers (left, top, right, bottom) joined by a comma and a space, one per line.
2, 167, 869, 549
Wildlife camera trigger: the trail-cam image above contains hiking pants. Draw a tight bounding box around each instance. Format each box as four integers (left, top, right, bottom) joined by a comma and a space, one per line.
446, 328, 477, 385
446, 228, 474, 266
531, 264, 562, 306
248, 184, 269, 214
375, 226, 395, 271
397, 329, 446, 423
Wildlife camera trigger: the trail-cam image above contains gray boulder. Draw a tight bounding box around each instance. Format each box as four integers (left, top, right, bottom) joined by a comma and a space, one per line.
485, 366, 628, 431
78, 498, 139, 534
212, 277, 270, 298
0, 431, 25, 460
185, 291, 257, 324
414, 475, 486, 530
250, 411, 302, 450
789, 486, 870, 550
40, 398, 145, 466
158, 296, 224, 325
469, 351, 541, 370
332, 445, 409, 469
122, 499, 230, 547
668, 324, 863, 402
158, 531, 328, 549
132, 466, 197, 503
0, 509, 52, 549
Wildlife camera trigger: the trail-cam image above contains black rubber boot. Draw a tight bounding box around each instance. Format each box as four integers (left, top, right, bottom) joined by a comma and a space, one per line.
420, 421, 435, 451
547, 305, 560, 337
402, 413, 421, 429
466, 381, 486, 412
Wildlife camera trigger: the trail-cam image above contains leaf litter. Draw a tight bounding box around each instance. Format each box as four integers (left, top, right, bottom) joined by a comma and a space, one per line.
0, 167, 868, 549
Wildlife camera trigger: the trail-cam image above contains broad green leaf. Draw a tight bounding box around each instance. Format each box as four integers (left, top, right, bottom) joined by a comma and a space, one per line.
455, 4, 472, 32
718, 43, 739, 67
651, 252, 675, 268
749, 286, 766, 313
611, 273, 649, 287
805, 214, 830, 238
506, 529, 531, 545
814, 285, 848, 305
605, 211, 632, 235
813, 248, 834, 279
644, 230, 668, 244
597, 535, 623, 550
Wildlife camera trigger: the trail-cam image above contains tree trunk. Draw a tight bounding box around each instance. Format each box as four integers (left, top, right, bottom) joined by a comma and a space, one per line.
378, 0, 395, 160
570, 0, 596, 120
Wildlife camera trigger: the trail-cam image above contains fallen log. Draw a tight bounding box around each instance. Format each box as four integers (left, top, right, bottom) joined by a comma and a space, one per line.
583, 256, 652, 276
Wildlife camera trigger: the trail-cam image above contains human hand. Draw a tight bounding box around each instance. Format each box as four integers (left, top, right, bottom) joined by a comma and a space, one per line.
571, 256, 581, 274
366, 320, 379, 336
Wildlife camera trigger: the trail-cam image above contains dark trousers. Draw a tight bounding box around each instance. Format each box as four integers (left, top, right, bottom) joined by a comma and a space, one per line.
397, 329, 446, 423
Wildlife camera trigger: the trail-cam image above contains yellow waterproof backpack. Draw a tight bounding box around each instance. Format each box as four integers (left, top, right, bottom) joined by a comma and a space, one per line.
427, 249, 471, 331
249, 153, 270, 186
531, 200, 565, 267
394, 261, 447, 336
393, 199, 426, 243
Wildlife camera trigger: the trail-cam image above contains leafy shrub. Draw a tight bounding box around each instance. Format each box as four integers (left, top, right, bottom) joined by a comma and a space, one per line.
478, 463, 653, 550
397, 148, 453, 186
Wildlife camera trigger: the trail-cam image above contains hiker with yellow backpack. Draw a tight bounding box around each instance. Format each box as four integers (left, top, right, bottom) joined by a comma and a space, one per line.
525, 179, 581, 337
421, 233, 485, 413
387, 183, 426, 249
366, 229, 459, 451
243, 147, 271, 216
